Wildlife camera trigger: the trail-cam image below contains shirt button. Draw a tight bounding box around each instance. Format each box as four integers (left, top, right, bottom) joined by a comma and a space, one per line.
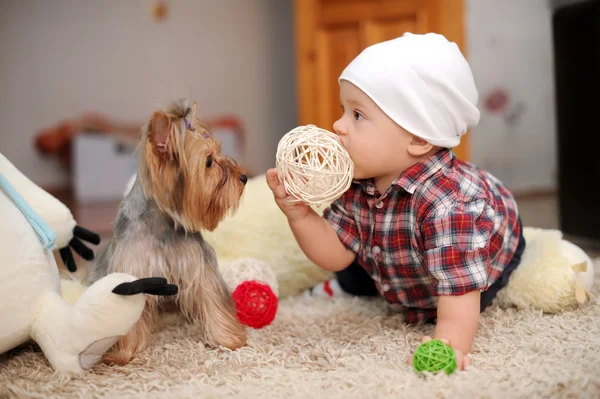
372, 246, 381, 254
375, 201, 383, 209
381, 283, 390, 292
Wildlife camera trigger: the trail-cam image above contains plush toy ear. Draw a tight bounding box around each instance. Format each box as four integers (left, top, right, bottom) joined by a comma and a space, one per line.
150, 111, 171, 154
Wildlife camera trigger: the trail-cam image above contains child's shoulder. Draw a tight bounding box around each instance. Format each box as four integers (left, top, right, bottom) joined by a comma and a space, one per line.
412, 157, 505, 207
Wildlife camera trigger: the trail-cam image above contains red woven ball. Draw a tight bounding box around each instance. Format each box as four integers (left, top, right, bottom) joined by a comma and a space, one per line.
231, 281, 278, 329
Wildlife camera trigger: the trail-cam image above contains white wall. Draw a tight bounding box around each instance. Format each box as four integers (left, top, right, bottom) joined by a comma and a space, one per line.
1, 0, 559, 194
0, 0, 296, 187
467, 0, 558, 193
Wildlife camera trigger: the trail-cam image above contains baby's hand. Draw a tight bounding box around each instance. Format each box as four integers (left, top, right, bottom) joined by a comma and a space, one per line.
406, 336, 472, 371
266, 169, 310, 222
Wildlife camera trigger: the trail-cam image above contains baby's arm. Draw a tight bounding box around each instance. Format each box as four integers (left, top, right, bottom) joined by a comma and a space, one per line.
434, 291, 480, 355
421, 198, 493, 359
289, 210, 355, 272
266, 169, 355, 272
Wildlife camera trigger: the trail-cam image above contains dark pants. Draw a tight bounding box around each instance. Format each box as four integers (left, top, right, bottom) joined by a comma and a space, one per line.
335, 219, 526, 319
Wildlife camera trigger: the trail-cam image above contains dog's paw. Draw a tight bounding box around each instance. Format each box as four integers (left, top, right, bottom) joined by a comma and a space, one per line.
208, 328, 248, 351
102, 349, 135, 366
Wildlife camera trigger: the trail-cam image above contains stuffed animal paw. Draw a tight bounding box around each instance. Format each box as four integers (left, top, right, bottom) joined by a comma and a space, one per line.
0, 152, 102, 272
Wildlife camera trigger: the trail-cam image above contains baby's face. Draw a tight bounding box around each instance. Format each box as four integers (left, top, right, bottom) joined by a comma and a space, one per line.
333, 81, 414, 183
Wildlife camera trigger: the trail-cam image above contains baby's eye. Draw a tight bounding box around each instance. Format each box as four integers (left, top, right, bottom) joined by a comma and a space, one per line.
353, 111, 364, 121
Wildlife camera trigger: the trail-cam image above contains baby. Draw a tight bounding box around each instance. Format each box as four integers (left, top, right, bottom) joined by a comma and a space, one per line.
267, 33, 524, 370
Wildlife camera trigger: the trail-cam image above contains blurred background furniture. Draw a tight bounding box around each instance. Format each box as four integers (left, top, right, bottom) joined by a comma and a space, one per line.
35, 112, 248, 235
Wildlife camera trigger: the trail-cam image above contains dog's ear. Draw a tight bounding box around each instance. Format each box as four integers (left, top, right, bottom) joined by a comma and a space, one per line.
150, 111, 171, 154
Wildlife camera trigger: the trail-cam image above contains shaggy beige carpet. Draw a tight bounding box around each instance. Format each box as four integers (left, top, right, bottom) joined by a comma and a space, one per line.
2, 263, 599, 399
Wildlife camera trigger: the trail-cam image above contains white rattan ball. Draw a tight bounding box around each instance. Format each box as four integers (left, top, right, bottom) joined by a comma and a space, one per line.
276, 125, 354, 205
220, 258, 279, 296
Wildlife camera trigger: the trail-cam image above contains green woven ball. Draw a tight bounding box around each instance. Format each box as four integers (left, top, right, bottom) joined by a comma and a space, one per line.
412, 339, 457, 375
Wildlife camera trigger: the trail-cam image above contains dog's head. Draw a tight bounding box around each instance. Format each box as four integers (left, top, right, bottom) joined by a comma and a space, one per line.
139, 99, 247, 232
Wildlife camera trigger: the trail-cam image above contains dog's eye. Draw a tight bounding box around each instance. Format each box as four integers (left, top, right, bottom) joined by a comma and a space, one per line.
206, 155, 213, 168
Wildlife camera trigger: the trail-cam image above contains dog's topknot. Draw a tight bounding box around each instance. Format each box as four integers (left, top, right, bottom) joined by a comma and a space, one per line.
162, 99, 194, 120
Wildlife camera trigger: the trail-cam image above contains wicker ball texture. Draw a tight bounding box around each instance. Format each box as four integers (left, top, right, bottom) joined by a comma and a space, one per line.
276, 125, 354, 205
412, 339, 457, 375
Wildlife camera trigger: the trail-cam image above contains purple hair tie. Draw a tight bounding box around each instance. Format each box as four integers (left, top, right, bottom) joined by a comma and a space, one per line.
204, 133, 210, 139
184, 119, 192, 129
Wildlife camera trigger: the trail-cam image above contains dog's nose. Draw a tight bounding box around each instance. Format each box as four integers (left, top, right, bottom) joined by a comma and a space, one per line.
240, 174, 248, 185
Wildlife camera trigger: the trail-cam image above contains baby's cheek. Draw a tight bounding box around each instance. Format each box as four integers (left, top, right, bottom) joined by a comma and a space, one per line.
348, 154, 368, 177
345, 148, 359, 167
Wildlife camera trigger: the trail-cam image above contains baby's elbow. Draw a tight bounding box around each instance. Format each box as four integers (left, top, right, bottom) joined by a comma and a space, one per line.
320, 262, 347, 273
318, 250, 355, 272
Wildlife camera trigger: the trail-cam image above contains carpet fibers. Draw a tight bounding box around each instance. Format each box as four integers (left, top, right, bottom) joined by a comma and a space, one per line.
1, 264, 599, 399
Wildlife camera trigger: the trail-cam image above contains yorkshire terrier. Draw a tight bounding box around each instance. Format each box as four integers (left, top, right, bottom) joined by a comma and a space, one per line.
85, 99, 248, 365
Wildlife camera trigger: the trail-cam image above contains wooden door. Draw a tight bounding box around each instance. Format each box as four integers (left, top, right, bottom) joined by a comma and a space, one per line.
294, 0, 469, 161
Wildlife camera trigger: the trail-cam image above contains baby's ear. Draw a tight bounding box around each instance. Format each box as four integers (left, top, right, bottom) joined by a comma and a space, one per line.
150, 111, 171, 154
407, 135, 434, 157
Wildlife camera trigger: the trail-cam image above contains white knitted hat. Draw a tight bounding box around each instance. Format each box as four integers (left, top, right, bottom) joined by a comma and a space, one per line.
339, 32, 480, 148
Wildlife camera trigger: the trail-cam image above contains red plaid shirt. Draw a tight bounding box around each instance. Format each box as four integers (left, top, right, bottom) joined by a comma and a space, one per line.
323, 149, 521, 323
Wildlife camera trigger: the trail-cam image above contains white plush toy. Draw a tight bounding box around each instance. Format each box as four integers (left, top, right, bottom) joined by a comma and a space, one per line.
0, 153, 99, 272
497, 227, 596, 312
0, 153, 178, 375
